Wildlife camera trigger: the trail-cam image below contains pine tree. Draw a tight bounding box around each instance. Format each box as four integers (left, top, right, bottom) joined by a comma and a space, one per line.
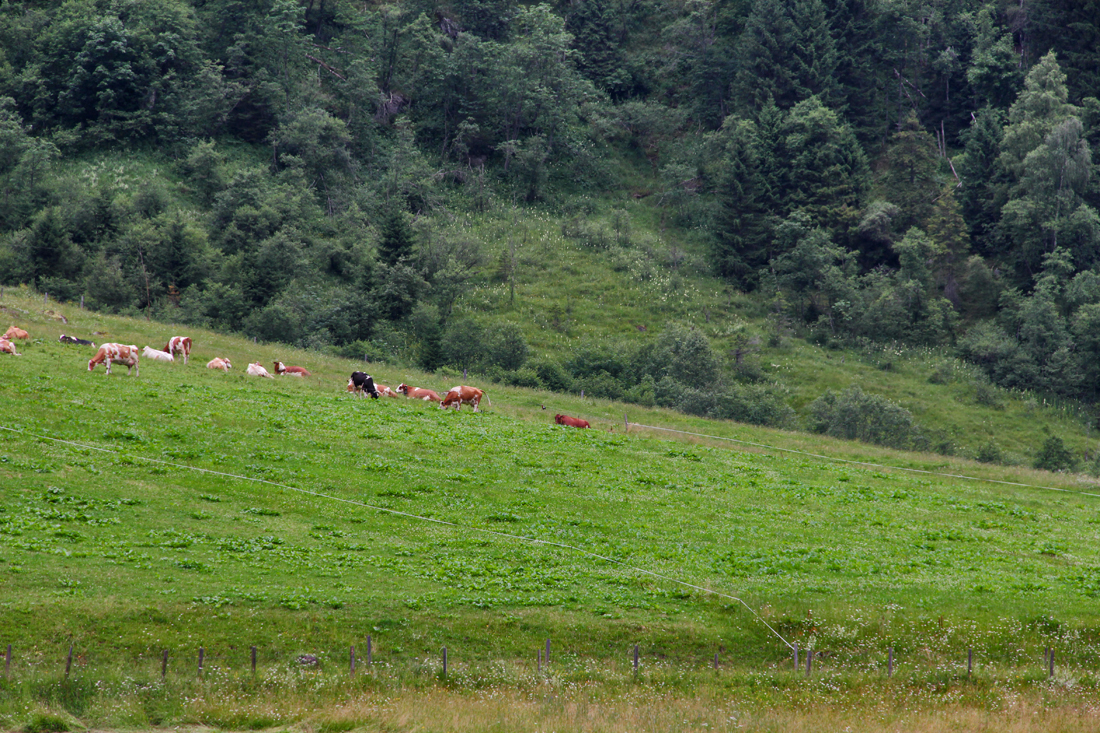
877, 112, 943, 232
731, 0, 839, 113
377, 204, 414, 266
712, 117, 773, 288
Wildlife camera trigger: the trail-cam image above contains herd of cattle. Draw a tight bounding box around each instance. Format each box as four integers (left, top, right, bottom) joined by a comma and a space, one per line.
3, 325, 592, 426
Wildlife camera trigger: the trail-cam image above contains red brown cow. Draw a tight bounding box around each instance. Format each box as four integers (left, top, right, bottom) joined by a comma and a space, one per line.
165, 336, 192, 365
555, 414, 590, 429
273, 361, 312, 377
4, 326, 29, 340
0, 338, 21, 356
397, 383, 441, 402
89, 343, 140, 376
440, 385, 489, 412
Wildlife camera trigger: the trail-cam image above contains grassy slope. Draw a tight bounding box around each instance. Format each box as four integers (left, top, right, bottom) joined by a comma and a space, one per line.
3, 290, 1100, 663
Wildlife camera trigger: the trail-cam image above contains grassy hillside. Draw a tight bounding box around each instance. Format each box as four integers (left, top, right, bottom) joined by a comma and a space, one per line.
3, 290, 1100, 730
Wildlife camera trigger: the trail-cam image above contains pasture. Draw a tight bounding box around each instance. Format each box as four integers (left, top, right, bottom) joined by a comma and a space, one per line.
2, 291, 1100, 730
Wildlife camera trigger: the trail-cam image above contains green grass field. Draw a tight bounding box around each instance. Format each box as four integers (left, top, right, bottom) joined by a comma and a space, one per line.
3, 289, 1100, 731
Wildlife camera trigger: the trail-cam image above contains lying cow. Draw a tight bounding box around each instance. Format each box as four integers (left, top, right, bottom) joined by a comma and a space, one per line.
4, 326, 29, 340
440, 385, 489, 412
142, 345, 175, 362
347, 371, 380, 397
0, 338, 21, 356
397, 383, 441, 402
89, 343, 139, 376
375, 382, 398, 397
273, 361, 311, 377
165, 336, 192, 365
59, 334, 95, 347
206, 357, 232, 371
555, 414, 590, 429
247, 362, 274, 378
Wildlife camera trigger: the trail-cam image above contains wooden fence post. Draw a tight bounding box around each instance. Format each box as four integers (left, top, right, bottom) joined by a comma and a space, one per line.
350, 646, 356, 676
793, 642, 799, 671
251, 646, 257, 674
968, 648, 973, 676
65, 645, 72, 677
537, 649, 541, 673
80, 295, 84, 310
633, 644, 639, 673
161, 650, 168, 680
1049, 648, 1055, 679
5, 644, 10, 677
442, 647, 447, 677
367, 635, 372, 667
713, 652, 719, 670
198, 647, 204, 677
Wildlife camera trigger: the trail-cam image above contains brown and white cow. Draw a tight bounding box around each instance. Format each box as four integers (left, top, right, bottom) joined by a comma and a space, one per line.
555, 414, 590, 429
376, 382, 398, 397
440, 385, 488, 412
165, 336, 192, 365
0, 338, 21, 356
4, 326, 29, 340
247, 362, 275, 378
142, 345, 174, 362
206, 357, 232, 371
397, 383, 441, 402
273, 361, 311, 377
88, 343, 139, 376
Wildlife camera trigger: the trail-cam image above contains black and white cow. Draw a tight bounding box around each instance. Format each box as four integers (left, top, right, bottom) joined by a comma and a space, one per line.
347, 371, 380, 398
59, 334, 96, 347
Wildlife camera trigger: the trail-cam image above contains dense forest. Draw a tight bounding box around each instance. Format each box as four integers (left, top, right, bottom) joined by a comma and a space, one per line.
2, 0, 1100, 414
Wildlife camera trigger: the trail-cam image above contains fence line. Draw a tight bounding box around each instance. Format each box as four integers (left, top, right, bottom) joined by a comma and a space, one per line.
626, 421, 1100, 501
0, 424, 794, 651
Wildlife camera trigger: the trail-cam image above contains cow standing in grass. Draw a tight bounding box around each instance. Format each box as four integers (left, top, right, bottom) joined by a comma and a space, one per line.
89, 343, 139, 376
440, 385, 488, 412
348, 372, 380, 397
165, 336, 192, 365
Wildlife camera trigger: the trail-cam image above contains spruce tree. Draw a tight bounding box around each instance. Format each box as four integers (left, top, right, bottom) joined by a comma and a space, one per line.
377, 203, 414, 266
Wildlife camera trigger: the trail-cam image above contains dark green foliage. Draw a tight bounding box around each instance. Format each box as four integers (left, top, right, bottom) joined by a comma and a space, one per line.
1034, 435, 1076, 472
377, 204, 415, 266
731, 0, 838, 113
807, 385, 924, 450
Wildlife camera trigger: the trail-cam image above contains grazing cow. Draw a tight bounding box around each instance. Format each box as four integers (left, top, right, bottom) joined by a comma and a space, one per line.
347, 371, 380, 397
273, 361, 312, 377
247, 362, 274, 378
440, 385, 488, 412
88, 343, 139, 376
555, 414, 590, 429
397, 383, 441, 402
0, 338, 21, 356
165, 336, 192, 365
206, 357, 232, 371
142, 346, 175, 362
4, 326, 29, 340
59, 334, 95, 347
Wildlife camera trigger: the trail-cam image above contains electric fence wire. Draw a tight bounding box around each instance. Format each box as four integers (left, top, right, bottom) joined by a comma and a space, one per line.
0, 424, 795, 650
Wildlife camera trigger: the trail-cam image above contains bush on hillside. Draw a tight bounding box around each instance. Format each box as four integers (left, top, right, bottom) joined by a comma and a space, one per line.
807, 385, 925, 450
1034, 436, 1076, 472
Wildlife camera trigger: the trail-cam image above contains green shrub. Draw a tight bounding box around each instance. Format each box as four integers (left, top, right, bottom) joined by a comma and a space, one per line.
1034, 436, 1077, 472
530, 359, 573, 392
807, 385, 925, 450
976, 441, 1002, 464
23, 712, 70, 733
502, 367, 543, 389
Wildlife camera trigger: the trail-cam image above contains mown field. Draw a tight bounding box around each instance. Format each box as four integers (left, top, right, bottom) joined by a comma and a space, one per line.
3, 291, 1100, 731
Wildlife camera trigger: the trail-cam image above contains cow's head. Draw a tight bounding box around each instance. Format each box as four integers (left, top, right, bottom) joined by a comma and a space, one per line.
397, 383, 409, 395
